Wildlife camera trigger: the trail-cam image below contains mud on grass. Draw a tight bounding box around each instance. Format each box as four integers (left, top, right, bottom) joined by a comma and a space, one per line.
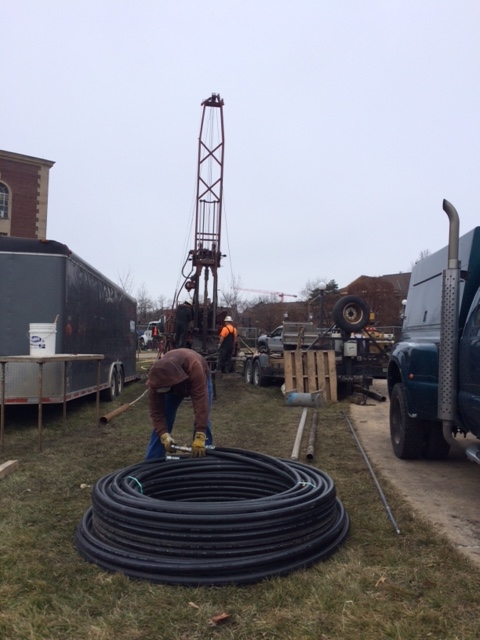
1, 370, 480, 639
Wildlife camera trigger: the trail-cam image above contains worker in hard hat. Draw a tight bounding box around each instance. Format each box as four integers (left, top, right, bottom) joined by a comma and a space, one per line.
217, 315, 237, 373
145, 348, 213, 459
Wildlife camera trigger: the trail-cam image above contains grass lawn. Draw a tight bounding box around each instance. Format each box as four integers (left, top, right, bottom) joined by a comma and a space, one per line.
1, 362, 479, 640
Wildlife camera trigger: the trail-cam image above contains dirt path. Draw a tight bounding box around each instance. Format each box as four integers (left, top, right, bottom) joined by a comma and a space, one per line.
348, 380, 480, 568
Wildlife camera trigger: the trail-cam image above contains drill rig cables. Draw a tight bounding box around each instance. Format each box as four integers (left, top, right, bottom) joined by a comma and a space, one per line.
76, 447, 349, 586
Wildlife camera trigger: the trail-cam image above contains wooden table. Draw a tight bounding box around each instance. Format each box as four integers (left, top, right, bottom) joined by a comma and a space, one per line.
0, 354, 104, 451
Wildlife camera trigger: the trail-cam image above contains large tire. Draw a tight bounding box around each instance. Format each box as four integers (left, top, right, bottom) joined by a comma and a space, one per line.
422, 421, 450, 460
253, 360, 265, 387
116, 367, 124, 396
390, 383, 425, 459
333, 295, 370, 333
244, 359, 254, 384
102, 369, 118, 402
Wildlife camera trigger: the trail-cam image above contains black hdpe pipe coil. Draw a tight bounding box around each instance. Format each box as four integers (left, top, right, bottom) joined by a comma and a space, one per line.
75, 447, 349, 586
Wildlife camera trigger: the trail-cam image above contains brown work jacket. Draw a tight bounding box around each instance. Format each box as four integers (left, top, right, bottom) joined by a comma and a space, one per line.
147, 348, 210, 436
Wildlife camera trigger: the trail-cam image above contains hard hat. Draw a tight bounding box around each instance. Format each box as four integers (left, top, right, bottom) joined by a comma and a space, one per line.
224, 316, 233, 322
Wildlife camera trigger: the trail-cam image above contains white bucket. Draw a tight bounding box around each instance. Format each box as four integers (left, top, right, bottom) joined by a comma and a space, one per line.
29, 323, 57, 356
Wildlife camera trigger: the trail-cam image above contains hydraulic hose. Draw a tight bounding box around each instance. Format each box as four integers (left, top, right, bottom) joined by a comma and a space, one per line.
76, 447, 349, 586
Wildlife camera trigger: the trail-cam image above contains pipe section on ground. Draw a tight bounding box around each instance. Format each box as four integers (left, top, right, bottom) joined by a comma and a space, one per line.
306, 411, 317, 460
353, 385, 386, 402
76, 447, 349, 586
99, 403, 131, 424
291, 408, 308, 460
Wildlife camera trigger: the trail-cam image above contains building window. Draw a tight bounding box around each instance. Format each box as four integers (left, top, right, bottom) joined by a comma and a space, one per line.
0, 182, 9, 219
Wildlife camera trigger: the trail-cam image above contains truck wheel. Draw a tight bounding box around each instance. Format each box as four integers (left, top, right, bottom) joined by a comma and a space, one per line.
333, 295, 370, 333
390, 383, 425, 459
422, 422, 450, 460
244, 359, 254, 384
253, 360, 265, 387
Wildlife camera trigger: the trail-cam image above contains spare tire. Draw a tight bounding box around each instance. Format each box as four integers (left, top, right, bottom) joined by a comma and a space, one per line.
333, 295, 370, 332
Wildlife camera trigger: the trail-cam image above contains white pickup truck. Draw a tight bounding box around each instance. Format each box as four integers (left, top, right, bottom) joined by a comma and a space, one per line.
138, 318, 165, 350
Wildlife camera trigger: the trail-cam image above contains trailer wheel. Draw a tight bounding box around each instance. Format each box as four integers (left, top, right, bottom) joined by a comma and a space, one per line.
116, 367, 124, 396
333, 296, 370, 333
253, 360, 265, 387
103, 369, 118, 402
422, 421, 450, 460
244, 359, 254, 384
390, 383, 425, 459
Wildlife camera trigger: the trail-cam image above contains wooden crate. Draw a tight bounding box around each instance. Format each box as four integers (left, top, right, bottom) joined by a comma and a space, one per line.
283, 350, 337, 402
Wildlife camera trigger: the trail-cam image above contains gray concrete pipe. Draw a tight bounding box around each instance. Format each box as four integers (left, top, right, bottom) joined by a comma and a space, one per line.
306, 411, 317, 460
291, 408, 308, 461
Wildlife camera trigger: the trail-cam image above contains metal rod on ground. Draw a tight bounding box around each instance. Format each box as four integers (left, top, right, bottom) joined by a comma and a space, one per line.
353, 384, 386, 402
341, 410, 401, 535
306, 411, 317, 460
100, 404, 131, 424
291, 408, 308, 460
100, 390, 148, 424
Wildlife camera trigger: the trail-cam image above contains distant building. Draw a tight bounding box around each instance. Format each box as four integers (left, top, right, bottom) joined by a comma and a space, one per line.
341, 273, 411, 327
342, 273, 410, 302
0, 149, 55, 239
377, 273, 411, 302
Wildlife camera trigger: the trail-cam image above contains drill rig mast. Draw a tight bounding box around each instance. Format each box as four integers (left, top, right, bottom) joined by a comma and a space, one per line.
171, 93, 226, 354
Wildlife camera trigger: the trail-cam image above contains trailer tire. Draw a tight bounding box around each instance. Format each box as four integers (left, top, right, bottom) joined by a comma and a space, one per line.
422, 421, 450, 460
116, 367, 124, 396
103, 369, 118, 402
333, 296, 370, 333
390, 383, 425, 459
253, 360, 265, 387
244, 359, 254, 384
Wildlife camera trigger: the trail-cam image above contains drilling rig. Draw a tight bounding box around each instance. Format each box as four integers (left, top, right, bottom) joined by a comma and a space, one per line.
165, 93, 226, 357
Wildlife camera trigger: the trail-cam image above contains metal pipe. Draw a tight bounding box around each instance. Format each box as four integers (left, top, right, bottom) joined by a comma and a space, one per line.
341, 410, 400, 534
291, 408, 308, 460
100, 403, 131, 424
439, 200, 461, 446
442, 199, 460, 266
306, 411, 317, 460
353, 385, 386, 402
100, 390, 148, 425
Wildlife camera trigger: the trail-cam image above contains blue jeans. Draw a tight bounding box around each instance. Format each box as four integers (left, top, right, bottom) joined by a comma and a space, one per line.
145, 376, 213, 460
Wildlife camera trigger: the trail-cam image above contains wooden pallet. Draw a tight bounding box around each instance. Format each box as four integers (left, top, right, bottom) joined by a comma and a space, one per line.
283, 350, 337, 402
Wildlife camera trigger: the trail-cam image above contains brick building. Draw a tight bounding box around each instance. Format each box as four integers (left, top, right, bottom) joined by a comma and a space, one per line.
0, 150, 55, 239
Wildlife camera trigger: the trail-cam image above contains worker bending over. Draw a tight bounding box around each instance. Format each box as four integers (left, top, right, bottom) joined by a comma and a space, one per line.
145, 348, 213, 459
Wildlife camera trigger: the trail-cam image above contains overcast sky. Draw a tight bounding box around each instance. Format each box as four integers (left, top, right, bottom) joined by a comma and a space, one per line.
3, 1, 480, 305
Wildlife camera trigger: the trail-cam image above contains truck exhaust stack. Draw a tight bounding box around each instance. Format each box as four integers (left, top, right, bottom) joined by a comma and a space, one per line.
439, 199, 461, 447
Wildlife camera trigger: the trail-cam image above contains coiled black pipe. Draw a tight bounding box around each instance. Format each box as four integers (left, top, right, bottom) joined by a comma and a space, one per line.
76, 447, 349, 586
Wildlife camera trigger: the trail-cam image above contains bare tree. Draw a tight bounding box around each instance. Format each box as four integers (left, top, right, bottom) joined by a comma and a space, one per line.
117, 267, 135, 295
220, 275, 245, 318
136, 283, 154, 323
300, 277, 334, 300
411, 249, 431, 268
156, 294, 167, 311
